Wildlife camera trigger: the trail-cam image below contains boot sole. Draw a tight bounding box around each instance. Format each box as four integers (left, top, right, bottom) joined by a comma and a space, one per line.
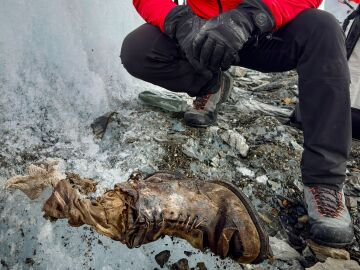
211, 180, 272, 263
309, 237, 355, 249
184, 116, 217, 128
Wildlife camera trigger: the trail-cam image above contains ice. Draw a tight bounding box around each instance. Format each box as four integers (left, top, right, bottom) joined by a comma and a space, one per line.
0, 1, 242, 269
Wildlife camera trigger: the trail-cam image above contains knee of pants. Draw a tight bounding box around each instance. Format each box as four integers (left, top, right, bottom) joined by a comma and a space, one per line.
120, 23, 178, 80
120, 29, 145, 77
294, 9, 349, 78
298, 9, 345, 45
120, 24, 165, 77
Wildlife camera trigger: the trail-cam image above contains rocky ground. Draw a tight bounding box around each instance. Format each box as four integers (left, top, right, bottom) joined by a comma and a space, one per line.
1, 68, 360, 270
130, 67, 360, 270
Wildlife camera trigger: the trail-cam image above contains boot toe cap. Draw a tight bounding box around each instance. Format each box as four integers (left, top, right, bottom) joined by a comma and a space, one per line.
310, 221, 354, 247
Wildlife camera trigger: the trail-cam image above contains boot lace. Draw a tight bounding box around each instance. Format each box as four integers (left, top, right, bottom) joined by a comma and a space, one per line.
309, 187, 344, 218
193, 94, 211, 110
124, 198, 205, 247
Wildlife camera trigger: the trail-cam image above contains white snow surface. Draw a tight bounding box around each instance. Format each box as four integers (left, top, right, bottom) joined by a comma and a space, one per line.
0, 1, 241, 269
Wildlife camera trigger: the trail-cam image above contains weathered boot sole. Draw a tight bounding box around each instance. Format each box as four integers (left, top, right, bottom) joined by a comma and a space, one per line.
212, 180, 272, 263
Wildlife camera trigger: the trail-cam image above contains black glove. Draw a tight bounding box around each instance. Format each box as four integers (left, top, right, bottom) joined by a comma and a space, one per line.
164, 5, 207, 72
193, 0, 275, 71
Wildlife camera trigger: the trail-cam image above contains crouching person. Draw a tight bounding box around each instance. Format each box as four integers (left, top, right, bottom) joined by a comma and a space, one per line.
121, 0, 355, 247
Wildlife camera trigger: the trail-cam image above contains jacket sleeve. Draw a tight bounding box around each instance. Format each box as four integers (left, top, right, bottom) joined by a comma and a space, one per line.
261, 0, 323, 29
133, 0, 176, 31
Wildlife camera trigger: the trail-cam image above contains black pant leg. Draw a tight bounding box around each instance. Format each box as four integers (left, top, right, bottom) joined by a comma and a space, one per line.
237, 9, 351, 190
120, 23, 219, 97
353, 108, 360, 139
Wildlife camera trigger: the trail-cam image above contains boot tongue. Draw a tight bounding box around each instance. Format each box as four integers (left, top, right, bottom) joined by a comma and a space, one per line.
315, 187, 342, 217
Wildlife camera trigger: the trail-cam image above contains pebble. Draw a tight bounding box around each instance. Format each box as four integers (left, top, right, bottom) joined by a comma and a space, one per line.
231, 67, 248, 78
298, 215, 309, 224
196, 262, 207, 270
236, 167, 255, 178
307, 240, 350, 262
220, 130, 249, 157
171, 258, 189, 270
155, 250, 171, 268
255, 175, 268, 185
268, 180, 282, 191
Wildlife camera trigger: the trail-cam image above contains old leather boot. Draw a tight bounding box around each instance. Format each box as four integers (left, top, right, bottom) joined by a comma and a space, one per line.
304, 186, 354, 248
184, 71, 233, 127
43, 172, 270, 264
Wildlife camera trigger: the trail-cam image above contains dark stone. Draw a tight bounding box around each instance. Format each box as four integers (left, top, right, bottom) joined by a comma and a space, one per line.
296, 206, 306, 216
155, 250, 171, 268
196, 262, 207, 270
25, 258, 35, 266
1, 260, 9, 269
91, 112, 117, 139
294, 222, 304, 230
171, 258, 190, 270
288, 232, 306, 249
184, 251, 193, 257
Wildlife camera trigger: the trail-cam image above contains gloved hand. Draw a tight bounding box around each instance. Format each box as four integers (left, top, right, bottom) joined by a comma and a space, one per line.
164, 5, 207, 72
193, 0, 275, 71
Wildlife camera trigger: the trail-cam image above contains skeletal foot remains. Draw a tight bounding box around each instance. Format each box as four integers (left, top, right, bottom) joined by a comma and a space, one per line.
6, 161, 271, 264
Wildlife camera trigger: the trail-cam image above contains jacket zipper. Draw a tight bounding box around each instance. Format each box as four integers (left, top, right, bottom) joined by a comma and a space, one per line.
216, 0, 223, 14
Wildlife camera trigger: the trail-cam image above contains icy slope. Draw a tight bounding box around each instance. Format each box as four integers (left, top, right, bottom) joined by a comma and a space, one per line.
0, 0, 142, 141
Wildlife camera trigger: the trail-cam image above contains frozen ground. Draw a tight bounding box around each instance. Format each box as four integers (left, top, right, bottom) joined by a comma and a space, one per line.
1, 1, 360, 270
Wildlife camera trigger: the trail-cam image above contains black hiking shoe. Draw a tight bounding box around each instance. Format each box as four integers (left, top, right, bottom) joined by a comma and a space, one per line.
304, 186, 354, 248
184, 71, 233, 127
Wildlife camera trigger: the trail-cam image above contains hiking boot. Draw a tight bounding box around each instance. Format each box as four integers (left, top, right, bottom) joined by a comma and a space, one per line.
43, 172, 271, 264
184, 71, 233, 127
304, 186, 354, 248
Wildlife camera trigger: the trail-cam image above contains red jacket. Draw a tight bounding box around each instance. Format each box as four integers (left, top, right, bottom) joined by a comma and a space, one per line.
133, 0, 323, 31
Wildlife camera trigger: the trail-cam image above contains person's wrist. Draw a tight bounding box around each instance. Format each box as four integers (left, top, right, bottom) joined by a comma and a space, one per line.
164, 5, 195, 39
236, 0, 274, 34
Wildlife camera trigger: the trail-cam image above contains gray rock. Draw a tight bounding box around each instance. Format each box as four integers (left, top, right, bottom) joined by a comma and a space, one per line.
307, 240, 350, 262
268, 180, 282, 191
220, 130, 249, 157
231, 67, 248, 78
235, 98, 292, 118
91, 112, 118, 139
139, 90, 189, 112
252, 77, 298, 92
255, 175, 268, 185
270, 237, 302, 261
306, 258, 360, 270
182, 139, 203, 161
236, 167, 255, 178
